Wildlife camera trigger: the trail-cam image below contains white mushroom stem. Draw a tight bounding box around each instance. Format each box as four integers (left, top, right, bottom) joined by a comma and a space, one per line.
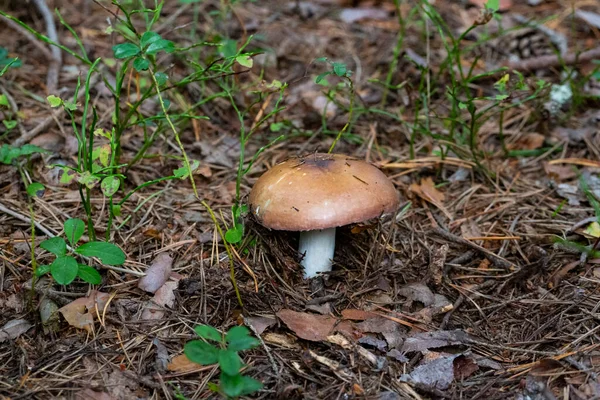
298, 227, 336, 278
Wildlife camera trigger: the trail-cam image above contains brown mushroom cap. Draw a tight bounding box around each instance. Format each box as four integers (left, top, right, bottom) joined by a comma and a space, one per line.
249, 153, 399, 231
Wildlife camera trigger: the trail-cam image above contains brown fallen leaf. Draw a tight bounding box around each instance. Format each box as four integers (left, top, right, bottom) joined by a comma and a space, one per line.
140, 280, 179, 321
341, 309, 377, 321
58, 291, 110, 332
138, 253, 173, 293
509, 133, 545, 150
245, 315, 277, 335
263, 332, 300, 349
0, 319, 32, 342
167, 354, 208, 373
276, 309, 336, 342
409, 177, 452, 219
401, 330, 473, 353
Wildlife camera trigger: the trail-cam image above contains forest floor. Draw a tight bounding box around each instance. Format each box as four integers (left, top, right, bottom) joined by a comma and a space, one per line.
1, 0, 600, 399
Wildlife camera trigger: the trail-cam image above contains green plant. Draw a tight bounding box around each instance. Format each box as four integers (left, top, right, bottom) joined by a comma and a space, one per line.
36, 218, 125, 285
0, 144, 47, 164
184, 324, 262, 398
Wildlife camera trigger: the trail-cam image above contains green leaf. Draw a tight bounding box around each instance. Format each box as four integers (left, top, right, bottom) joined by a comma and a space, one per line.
146, 39, 175, 55
3, 120, 17, 130
239, 375, 263, 396
173, 160, 200, 179
140, 31, 162, 50
315, 72, 332, 85
77, 171, 100, 189
314, 57, 328, 63
77, 264, 102, 284
184, 340, 219, 365
0, 94, 8, 107
112, 204, 122, 217
154, 72, 168, 86
112, 42, 140, 59
332, 62, 347, 77
50, 256, 78, 285
101, 176, 120, 197
133, 57, 150, 72
220, 372, 244, 398
224, 224, 243, 244
270, 122, 284, 132
40, 237, 67, 257
195, 325, 222, 342
64, 218, 85, 246
63, 100, 77, 111
47, 95, 62, 107
218, 349, 242, 376
235, 55, 253, 68
26, 182, 45, 198
485, 0, 500, 11
226, 326, 260, 351
75, 242, 125, 265
35, 264, 51, 277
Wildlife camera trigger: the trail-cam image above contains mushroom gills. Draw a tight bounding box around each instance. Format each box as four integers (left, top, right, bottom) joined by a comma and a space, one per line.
298, 227, 336, 278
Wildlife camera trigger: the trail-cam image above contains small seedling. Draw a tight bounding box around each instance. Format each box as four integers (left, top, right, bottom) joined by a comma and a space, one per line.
0, 144, 47, 165
37, 218, 126, 285
184, 325, 262, 398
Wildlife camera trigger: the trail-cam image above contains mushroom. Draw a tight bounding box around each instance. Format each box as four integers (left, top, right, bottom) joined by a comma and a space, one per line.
249, 153, 399, 278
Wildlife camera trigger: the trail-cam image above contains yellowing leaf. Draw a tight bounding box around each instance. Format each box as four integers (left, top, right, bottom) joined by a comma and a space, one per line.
584, 221, 600, 238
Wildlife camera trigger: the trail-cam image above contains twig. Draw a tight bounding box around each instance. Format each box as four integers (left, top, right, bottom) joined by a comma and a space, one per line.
433, 227, 512, 268
31, 0, 62, 93
506, 46, 600, 72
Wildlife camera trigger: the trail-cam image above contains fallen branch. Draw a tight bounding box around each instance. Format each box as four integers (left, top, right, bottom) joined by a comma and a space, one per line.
506, 46, 600, 72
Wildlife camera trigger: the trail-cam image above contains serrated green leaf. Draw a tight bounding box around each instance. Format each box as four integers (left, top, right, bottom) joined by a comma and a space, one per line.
194, 325, 222, 342
47, 95, 62, 107
133, 57, 149, 72
184, 340, 219, 365
75, 242, 125, 265
77, 264, 102, 284
226, 326, 260, 351
113, 42, 140, 59
218, 349, 242, 376
27, 182, 45, 198
220, 372, 244, 398
64, 218, 85, 246
101, 175, 120, 197
40, 237, 67, 257
50, 256, 78, 285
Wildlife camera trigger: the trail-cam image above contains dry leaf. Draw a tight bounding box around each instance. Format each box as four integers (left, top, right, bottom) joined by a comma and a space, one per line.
140, 280, 179, 321
263, 332, 300, 349
58, 291, 109, 332
510, 133, 545, 150
397, 283, 436, 307
341, 309, 377, 321
138, 253, 173, 293
0, 319, 32, 342
167, 354, 205, 373
544, 163, 577, 182
276, 309, 336, 341
245, 316, 277, 335
409, 177, 452, 219
400, 352, 460, 390
401, 330, 473, 353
